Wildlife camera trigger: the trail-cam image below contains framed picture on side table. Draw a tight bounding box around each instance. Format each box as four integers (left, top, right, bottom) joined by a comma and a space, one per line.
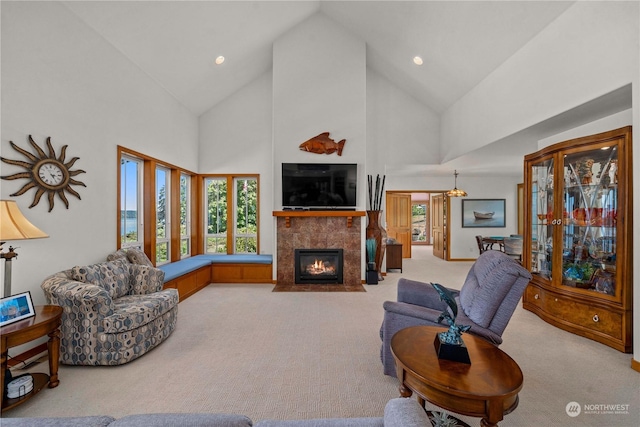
0, 291, 35, 327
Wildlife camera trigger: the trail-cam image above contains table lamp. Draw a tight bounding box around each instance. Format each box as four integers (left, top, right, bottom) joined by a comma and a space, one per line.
0, 200, 49, 297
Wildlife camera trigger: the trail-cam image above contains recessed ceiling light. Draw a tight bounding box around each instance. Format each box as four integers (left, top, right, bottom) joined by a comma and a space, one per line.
215, 56, 225, 65
413, 56, 423, 66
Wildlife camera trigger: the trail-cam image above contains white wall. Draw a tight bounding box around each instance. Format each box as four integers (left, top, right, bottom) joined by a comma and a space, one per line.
272, 13, 367, 207
538, 109, 633, 149
199, 72, 275, 253
270, 12, 367, 277
366, 69, 440, 176
0, 1, 198, 303
441, 1, 639, 162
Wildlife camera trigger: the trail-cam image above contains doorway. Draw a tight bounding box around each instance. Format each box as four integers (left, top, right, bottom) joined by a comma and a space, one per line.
386, 191, 450, 260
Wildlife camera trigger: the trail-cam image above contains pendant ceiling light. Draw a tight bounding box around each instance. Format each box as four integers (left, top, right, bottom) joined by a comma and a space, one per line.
446, 170, 467, 197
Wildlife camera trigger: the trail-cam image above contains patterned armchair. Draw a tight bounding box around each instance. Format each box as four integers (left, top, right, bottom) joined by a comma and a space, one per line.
380, 250, 531, 376
41, 258, 178, 365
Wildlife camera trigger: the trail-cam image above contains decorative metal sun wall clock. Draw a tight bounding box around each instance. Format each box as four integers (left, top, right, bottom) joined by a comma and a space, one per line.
1, 135, 86, 212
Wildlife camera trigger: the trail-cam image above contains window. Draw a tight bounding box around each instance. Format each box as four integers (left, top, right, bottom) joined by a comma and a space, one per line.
156, 166, 170, 265
234, 177, 257, 253
204, 175, 259, 254
180, 173, 191, 258
118, 147, 257, 261
120, 155, 143, 249
205, 177, 228, 254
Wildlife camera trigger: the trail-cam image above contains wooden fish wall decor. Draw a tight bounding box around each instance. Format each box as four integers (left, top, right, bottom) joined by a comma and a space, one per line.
299, 132, 346, 156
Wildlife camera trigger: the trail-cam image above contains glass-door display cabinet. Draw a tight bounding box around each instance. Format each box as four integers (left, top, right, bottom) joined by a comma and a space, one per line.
522, 126, 632, 352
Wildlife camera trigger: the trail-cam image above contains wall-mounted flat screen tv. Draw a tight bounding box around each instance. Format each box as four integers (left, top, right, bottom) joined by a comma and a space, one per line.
282, 163, 357, 208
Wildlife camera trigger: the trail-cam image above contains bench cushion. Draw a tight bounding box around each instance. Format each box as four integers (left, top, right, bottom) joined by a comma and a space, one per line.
159, 257, 213, 282
159, 254, 273, 283
198, 254, 273, 264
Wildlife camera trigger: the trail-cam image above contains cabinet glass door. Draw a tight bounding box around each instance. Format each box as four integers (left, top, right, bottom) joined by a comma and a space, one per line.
561, 145, 618, 296
530, 157, 554, 280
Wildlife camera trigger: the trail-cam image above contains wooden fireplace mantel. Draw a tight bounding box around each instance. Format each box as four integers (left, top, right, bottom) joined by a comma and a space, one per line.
273, 210, 365, 228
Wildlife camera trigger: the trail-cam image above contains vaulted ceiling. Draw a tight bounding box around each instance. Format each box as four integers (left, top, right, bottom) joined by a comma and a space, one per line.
61, 1, 632, 176
64, 0, 574, 116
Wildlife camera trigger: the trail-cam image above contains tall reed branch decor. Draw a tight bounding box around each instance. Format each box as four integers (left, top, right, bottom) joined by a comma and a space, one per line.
367, 174, 386, 211
366, 174, 386, 281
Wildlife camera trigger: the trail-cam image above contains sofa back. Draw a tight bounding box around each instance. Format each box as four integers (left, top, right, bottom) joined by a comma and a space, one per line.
459, 250, 532, 334
106, 248, 154, 267
71, 258, 132, 299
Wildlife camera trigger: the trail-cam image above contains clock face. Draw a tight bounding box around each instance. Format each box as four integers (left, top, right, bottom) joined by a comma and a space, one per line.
1, 135, 86, 211
38, 162, 65, 186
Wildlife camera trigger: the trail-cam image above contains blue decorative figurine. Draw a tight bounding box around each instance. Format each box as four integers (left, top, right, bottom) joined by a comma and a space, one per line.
432, 282, 472, 364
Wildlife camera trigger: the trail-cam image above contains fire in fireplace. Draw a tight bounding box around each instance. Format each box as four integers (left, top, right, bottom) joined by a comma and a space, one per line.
295, 249, 344, 284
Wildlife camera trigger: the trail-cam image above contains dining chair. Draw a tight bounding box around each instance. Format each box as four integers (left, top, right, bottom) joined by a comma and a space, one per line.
503, 236, 523, 262
475, 235, 488, 255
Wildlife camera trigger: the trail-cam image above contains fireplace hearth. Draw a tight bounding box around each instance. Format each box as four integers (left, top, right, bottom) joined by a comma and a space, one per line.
295, 249, 343, 284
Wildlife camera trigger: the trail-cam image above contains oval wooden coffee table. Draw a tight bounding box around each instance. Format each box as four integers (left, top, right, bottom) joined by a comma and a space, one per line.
391, 325, 523, 427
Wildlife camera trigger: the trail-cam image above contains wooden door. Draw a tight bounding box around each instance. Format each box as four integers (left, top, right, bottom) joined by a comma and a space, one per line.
386, 193, 412, 258
432, 194, 446, 259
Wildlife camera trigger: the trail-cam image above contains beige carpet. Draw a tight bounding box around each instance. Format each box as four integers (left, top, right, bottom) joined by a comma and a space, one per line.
272, 283, 366, 292
4, 246, 639, 426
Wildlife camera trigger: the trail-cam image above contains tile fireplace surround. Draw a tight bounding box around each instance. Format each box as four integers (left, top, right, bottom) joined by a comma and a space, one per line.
273, 211, 365, 287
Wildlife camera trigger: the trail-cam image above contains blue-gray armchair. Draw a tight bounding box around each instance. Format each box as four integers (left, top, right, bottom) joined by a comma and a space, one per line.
380, 250, 531, 376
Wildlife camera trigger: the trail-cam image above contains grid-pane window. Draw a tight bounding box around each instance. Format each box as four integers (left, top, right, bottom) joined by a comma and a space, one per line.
234, 177, 257, 253
180, 173, 191, 258
205, 178, 227, 254
156, 166, 170, 264
120, 155, 143, 249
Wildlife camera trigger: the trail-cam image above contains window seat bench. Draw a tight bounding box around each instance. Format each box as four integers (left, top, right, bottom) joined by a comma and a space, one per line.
159, 254, 273, 301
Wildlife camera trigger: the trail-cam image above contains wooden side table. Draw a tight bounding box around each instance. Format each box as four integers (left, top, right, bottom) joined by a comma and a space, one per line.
1, 305, 63, 412
391, 325, 523, 427
386, 243, 403, 272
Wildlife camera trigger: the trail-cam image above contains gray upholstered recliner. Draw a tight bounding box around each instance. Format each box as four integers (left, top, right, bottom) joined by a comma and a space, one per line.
380, 250, 532, 377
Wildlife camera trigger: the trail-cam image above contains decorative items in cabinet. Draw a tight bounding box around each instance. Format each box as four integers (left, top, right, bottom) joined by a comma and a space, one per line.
522, 126, 632, 353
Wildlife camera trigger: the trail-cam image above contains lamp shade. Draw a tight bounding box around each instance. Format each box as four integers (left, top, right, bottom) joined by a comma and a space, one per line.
446, 170, 468, 197
446, 187, 468, 197
0, 200, 49, 241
